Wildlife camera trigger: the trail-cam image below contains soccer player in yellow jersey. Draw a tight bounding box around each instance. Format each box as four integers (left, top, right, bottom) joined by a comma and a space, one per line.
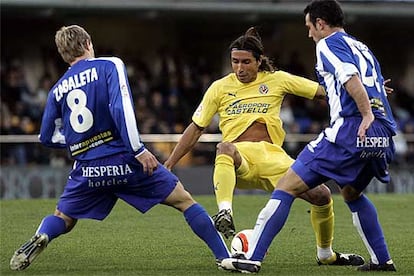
164, 27, 363, 265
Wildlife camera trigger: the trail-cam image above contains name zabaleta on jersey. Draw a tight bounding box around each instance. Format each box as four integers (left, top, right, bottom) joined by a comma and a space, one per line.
53, 67, 99, 101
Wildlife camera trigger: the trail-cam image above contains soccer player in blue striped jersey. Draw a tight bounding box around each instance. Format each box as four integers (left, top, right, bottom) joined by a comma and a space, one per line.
10, 25, 230, 271
221, 0, 397, 273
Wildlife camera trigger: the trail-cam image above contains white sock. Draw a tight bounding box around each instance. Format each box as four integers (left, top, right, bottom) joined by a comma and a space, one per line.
218, 201, 232, 214
317, 246, 334, 260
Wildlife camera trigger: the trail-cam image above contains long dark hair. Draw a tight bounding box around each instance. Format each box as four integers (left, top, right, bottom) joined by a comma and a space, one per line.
229, 27, 275, 72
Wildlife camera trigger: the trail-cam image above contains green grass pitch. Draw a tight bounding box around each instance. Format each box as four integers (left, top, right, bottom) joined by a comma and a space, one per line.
1, 194, 413, 275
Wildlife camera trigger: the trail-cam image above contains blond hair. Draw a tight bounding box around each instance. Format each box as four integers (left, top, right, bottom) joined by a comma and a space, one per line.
55, 25, 91, 64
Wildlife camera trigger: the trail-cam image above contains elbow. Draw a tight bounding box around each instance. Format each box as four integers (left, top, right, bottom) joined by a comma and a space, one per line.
191, 121, 205, 132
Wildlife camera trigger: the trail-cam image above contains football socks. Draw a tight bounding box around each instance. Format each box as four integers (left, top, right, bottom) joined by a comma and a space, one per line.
36, 215, 66, 241
347, 194, 391, 264
248, 190, 294, 261
311, 198, 335, 259
184, 203, 230, 260
213, 154, 236, 207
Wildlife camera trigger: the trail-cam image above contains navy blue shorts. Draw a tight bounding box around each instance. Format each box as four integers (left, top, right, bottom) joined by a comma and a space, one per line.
292, 117, 395, 191
57, 153, 178, 220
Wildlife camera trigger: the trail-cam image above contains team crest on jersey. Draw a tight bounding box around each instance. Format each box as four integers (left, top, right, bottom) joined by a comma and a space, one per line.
121, 84, 129, 97
259, 84, 269, 95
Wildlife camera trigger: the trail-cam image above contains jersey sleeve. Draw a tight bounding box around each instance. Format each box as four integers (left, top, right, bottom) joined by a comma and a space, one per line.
39, 90, 66, 148
106, 57, 146, 156
192, 81, 220, 128
280, 71, 319, 99
317, 36, 359, 86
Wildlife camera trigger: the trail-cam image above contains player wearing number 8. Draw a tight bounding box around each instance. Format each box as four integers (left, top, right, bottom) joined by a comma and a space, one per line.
10, 25, 231, 271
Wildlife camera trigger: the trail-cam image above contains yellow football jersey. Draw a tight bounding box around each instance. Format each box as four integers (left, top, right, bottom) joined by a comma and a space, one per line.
192, 70, 318, 146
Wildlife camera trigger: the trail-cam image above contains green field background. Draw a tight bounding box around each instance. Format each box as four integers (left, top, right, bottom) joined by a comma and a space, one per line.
1, 194, 413, 275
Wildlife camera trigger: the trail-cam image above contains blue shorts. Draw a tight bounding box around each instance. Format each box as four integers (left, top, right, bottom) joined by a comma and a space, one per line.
57, 153, 178, 220
292, 117, 395, 191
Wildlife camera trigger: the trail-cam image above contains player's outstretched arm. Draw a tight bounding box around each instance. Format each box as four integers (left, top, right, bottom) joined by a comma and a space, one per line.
164, 122, 204, 170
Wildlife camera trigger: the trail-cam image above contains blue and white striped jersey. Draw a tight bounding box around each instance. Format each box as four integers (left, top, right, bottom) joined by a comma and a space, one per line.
315, 31, 396, 140
39, 57, 146, 160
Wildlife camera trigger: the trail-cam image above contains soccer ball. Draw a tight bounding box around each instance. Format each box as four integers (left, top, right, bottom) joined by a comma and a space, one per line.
230, 229, 254, 255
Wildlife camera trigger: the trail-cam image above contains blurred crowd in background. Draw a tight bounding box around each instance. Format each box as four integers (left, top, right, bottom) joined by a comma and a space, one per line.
1, 46, 414, 167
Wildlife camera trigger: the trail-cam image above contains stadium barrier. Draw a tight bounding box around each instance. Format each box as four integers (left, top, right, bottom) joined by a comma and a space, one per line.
0, 133, 328, 143
1, 134, 413, 199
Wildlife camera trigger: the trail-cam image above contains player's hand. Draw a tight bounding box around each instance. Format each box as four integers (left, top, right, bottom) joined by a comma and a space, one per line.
136, 150, 158, 176
358, 112, 375, 141
384, 79, 394, 94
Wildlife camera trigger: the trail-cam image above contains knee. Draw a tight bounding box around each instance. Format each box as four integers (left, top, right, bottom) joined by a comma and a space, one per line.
278, 169, 317, 198
216, 142, 236, 157
174, 190, 196, 212
341, 185, 361, 202
165, 182, 196, 212
302, 184, 332, 206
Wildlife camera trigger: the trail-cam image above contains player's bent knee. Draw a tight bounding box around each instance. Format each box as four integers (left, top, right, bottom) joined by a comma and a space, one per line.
277, 169, 309, 196
216, 142, 237, 157
341, 185, 361, 202
318, 184, 332, 200
299, 185, 331, 206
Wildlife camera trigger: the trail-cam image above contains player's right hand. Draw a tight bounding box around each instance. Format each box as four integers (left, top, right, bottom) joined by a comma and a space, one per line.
136, 150, 158, 176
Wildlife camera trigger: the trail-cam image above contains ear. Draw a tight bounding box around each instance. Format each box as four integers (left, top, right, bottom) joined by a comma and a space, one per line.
84, 40, 92, 50
316, 18, 325, 30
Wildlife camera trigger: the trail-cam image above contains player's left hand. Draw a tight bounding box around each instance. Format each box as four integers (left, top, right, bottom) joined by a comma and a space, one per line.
384, 79, 394, 94
136, 150, 159, 176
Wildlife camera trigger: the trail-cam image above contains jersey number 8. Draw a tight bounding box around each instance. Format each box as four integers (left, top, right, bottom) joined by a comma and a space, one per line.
66, 89, 93, 133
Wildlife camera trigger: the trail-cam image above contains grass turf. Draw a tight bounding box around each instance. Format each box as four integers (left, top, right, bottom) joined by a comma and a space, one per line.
1, 194, 413, 275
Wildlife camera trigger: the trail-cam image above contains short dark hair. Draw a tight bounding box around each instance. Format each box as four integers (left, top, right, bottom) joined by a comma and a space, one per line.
304, 0, 344, 28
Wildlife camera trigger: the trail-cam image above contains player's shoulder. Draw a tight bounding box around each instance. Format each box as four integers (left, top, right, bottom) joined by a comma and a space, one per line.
219, 72, 235, 82
210, 73, 235, 87
261, 70, 291, 80
267, 70, 288, 76
87, 56, 125, 67
322, 31, 351, 47
326, 31, 346, 40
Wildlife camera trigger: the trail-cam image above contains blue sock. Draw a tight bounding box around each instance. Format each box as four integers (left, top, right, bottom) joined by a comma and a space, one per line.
36, 215, 67, 242
250, 190, 294, 261
184, 203, 229, 260
347, 194, 391, 264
